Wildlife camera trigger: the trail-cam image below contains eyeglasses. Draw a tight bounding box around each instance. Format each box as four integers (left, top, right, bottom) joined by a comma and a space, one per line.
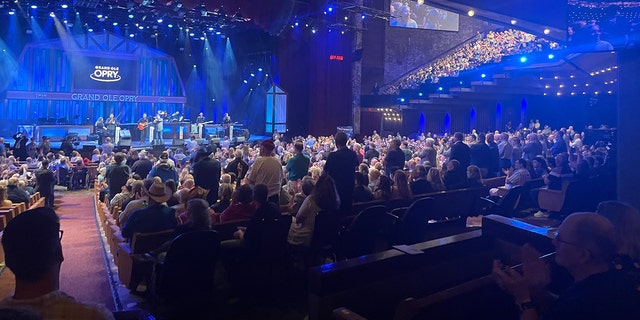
553, 231, 590, 253
59, 230, 64, 241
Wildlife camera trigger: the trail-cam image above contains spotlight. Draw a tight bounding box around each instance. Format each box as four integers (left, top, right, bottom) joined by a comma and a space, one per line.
344, 16, 348, 20
548, 54, 554, 59
113, 22, 118, 26
481, 73, 486, 78
61, 4, 68, 9
128, 14, 134, 19
250, 73, 255, 77
215, 31, 221, 35
520, 56, 527, 63
9, 10, 15, 15
399, 98, 405, 102
97, 14, 103, 19
49, 12, 55, 17
327, 6, 333, 12
189, 32, 195, 36
30, 5, 37, 9
543, 28, 550, 35
361, 15, 365, 19
200, 36, 205, 40
258, 68, 263, 72
294, 21, 299, 26
467, 10, 475, 17
157, 18, 163, 23
168, 24, 173, 28
129, 33, 134, 38
243, 80, 248, 84
138, 25, 144, 30
311, 29, 317, 34
193, 64, 196, 68
438, 87, 443, 91
88, 28, 93, 32
209, 27, 214, 31
418, 92, 423, 97
510, 19, 517, 25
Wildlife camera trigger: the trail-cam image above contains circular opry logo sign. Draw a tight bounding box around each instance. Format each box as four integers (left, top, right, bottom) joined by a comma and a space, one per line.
90, 65, 122, 82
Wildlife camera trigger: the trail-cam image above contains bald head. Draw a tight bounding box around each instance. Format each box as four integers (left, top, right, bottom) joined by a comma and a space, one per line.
560, 212, 617, 264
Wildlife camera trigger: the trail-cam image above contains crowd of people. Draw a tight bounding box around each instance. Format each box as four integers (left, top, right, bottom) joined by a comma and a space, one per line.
0, 118, 638, 318
382, 29, 559, 94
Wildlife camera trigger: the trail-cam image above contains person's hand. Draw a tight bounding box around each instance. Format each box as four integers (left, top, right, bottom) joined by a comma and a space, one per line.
492, 260, 531, 303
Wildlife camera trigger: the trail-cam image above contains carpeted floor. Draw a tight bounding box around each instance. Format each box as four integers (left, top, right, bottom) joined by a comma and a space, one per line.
0, 191, 115, 311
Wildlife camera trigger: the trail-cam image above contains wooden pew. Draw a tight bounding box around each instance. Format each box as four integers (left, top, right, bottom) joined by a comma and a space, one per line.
308, 215, 555, 320
116, 229, 175, 289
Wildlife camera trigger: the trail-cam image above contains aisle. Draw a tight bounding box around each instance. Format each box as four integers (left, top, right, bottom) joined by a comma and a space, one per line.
56, 191, 115, 310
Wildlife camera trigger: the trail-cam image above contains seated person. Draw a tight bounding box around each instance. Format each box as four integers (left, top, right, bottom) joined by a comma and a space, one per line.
409, 165, 433, 195
0, 207, 114, 319
6, 177, 30, 205
465, 165, 485, 189
493, 212, 640, 319
219, 184, 256, 223
121, 177, 177, 241
490, 159, 531, 197
353, 172, 373, 203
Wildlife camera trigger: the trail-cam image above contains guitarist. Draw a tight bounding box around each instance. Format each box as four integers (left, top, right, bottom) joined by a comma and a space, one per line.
137, 113, 149, 143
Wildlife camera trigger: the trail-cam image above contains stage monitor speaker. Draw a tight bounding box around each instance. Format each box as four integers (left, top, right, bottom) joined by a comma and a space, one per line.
173, 139, 184, 146
119, 129, 131, 139
210, 138, 220, 144
117, 139, 131, 147
234, 136, 246, 143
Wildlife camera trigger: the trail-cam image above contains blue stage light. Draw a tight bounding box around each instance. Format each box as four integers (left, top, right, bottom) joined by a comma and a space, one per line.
250, 73, 255, 77
361, 15, 366, 19
243, 80, 248, 84
128, 14, 134, 19
294, 22, 299, 27
399, 98, 405, 102
258, 68, 263, 72
61, 4, 68, 9
481, 73, 486, 78
113, 22, 118, 26
418, 92, 423, 97
129, 34, 134, 38
168, 24, 173, 28
88, 28, 93, 32
9, 11, 15, 15
50, 12, 55, 17
520, 56, 527, 63
548, 54, 554, 59
97, 14, 103, 18
157, 18, 163, 23
328, 6, 333, 12
30, 5, 37, 9
438, 87, 443, 91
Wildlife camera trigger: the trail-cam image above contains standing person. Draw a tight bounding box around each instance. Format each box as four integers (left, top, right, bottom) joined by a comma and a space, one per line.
38, 136, 51, 156
286, 142, 311, 182
192, 149, 221, 206
106, 113, 117, 138
34, 159, 56, 208
105, 152, 130, 201
195, 112, 206, 124
450, 132, 471, 169
246, 139, 283, 206
153, 113, 164, 145
384, 139, 406, 176
26, 137, 38, 159
137, 113, 149, 143
323, 132, 358, 214
225, 149, 249, 183
0, 207, 115, 319
0, 137, 5, 157
12, 131, 28, 160
419, 138, 437, 167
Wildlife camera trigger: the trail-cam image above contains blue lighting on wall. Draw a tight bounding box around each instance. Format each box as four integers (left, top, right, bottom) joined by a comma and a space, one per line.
444, 113, 451, 133
520, 56, 527, 63
419, 113, 426, 134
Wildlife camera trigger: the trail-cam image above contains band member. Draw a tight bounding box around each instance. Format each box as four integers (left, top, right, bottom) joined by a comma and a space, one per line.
95, 117, 108, 144
106, 113, 117, 136
153, 112, 164, 144
222, 113, 231, 125
196, 112, 206, 124
138, 113, 149, 143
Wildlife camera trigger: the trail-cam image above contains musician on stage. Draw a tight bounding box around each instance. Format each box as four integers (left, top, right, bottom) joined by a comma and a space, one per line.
94, 117, 108, 144
153, 112, 164, 144
106, 113, 117, 135
138, 113, 149, 143
196, 112, 206, 124
222, 113, 232, 137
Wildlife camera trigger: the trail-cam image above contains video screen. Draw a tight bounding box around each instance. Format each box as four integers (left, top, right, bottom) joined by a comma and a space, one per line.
567, 0, 640, 51
390, 1, 460, 32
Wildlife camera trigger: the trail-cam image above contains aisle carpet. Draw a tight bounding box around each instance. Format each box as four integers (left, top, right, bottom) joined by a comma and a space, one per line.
0, 192, 115, 311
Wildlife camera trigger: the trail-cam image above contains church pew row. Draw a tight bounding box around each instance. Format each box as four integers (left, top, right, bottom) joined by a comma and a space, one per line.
308, 215, 556, 320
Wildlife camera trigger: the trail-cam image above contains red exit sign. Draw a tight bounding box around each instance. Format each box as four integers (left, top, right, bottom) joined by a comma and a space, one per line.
330, 55, 344, 61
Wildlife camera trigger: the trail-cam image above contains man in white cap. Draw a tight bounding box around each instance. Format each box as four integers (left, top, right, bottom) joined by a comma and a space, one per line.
121, 177, 177, 241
